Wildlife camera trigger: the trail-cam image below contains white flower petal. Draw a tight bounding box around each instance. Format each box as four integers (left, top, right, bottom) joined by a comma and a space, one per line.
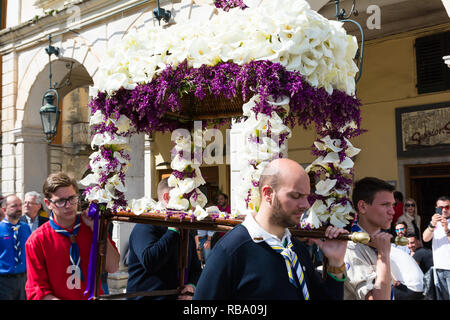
315, 179, 337, 196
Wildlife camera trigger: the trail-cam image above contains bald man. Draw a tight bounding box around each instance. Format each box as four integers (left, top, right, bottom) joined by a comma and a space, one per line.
0, 195, 32, 299
194, 158, 348, 300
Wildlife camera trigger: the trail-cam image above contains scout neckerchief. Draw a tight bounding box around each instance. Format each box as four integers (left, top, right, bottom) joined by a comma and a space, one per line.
3, 219, 22, 265
49, 212, 84, 281
267, 236, 310, 300
242, 212, 310, 300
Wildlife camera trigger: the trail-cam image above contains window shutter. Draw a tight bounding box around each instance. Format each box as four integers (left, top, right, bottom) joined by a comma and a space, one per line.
415, 31, 450, 94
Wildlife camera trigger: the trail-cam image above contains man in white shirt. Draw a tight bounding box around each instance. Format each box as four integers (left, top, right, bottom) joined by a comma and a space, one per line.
344, 177, 395, 300
422, 195, 450, 300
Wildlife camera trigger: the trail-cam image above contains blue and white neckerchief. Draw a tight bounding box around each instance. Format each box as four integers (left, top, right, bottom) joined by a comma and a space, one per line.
49, 212, 84, 281
2, 219, 22, 265
12, 224, 21, 264
268, 237, 310, 300
351, 223, 394, 300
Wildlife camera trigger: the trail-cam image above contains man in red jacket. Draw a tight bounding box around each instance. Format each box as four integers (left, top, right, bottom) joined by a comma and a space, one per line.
25, 172, 119, 300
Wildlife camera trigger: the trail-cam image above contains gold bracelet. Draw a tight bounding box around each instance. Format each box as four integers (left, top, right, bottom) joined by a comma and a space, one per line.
327, 263, 346, 274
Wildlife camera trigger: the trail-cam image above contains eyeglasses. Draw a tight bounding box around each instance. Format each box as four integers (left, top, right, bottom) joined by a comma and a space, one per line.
395, 228, 405, 233
405, 203, 415, 207
437, 205, 450, 210
48, 195, 79, 208
24, 201, 39, 206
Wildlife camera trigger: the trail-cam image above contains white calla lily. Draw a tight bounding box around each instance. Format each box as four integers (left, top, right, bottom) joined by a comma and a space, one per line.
344, 138, 361, 158
130, 197, 157, 215
112, 115, 132, 134
205, 206, 221, 215
85, 186, 115, 203
79, 172, 101, 187
193, 205, 208, 221
303, 200, 328, 228
193, 167, 206, 187
170, 154, 193, 172
106, 174, 127, 193
167, 191, 190, 211
91, 132, 129, 149
177, 178, 196, 195
168, 174, 180, 188
315, 135, 343, 153
329, 201, 353, 228
315, 179, 337, 196
90, 110, 104, 126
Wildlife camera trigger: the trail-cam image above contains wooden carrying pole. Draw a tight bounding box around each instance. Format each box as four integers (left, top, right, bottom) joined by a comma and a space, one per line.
178, 229, 190, 288
94, 210, 407, 299
94, 210, 109, 298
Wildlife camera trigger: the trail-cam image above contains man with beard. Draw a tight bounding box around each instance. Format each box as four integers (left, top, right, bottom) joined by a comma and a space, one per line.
194, 158, 348, 300
0, 195, 32, 299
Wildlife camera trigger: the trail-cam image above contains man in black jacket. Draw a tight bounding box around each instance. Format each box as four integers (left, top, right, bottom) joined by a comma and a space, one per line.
126, 178, 202, 300
194, 158, 348, 300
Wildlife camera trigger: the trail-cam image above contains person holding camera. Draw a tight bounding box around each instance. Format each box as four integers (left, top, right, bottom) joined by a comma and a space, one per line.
422, 195, 450, 300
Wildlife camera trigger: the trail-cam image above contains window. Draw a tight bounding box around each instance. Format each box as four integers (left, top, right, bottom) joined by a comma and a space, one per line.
415, 31, 450, 94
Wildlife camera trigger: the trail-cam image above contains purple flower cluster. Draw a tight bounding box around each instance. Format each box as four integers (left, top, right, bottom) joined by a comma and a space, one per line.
89, 60, 362, 138
214, 0, 248, 11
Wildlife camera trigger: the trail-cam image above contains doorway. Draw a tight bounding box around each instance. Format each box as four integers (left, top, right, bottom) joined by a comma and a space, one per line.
405, 162, 450, 247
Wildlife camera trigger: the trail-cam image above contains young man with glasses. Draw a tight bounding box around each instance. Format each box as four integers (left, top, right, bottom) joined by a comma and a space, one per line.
25, 172, 120, 300
422, 195, 450, 300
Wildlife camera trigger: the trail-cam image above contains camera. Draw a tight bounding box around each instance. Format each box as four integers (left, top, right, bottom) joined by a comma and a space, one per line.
435, 207, 442, 215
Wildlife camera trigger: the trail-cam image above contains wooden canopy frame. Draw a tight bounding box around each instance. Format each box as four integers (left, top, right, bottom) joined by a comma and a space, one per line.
92, 210, 343, 299
93, 210, 242, 300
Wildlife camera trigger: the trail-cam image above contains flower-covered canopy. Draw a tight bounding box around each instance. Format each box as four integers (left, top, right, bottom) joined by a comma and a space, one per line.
81, 0, 364, 229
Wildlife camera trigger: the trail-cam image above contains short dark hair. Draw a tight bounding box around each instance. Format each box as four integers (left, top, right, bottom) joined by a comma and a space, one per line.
395, 221, 407, 228
43, 172, 79, 199
218, 193, 228, 201
1, 194, 18, 208
406, 232, 417, 238
436, 195, 450, 203
352, 177, 395, 212
393, 191, 403, 202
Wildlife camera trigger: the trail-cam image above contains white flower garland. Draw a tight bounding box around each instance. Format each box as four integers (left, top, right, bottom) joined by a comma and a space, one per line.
302, 122, 361, 228
235, 95, 292, 214
80, 110, 132, 209
167, 127, 208, 211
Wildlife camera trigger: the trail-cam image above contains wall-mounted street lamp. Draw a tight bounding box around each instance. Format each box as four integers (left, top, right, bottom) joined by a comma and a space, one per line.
153, 0, 171, 25
40, 35, 61, 143
334, 0, 365, 84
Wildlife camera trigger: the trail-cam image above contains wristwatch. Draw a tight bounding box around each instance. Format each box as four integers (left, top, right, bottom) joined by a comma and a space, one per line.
428, 223, 435, 231
327, 263, 346, 274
